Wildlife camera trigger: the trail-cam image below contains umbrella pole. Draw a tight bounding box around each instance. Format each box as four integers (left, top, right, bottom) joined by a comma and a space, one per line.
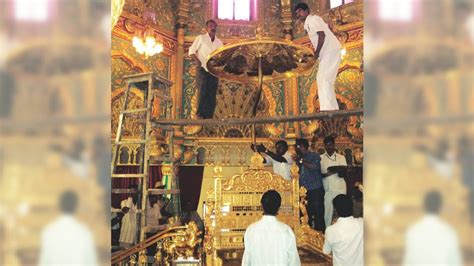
252, 55, 263, 145
252, 124, 256, 145
252, 56, 263, 117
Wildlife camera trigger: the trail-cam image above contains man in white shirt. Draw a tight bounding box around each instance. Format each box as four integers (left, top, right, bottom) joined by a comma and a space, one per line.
188, 19, 224, 119
242, 190, 301, 266
404, 190, 462, 265
295, 3, 342, 111
146, 195, 162, 233
323, 194, 363, 266
320, 135, 347, 227
120, 185, 139, 247
252, 140, 294, 181
39, 191, 98, 266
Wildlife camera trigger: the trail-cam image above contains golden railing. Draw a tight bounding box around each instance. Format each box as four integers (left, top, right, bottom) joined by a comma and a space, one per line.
111, 222, 202, 265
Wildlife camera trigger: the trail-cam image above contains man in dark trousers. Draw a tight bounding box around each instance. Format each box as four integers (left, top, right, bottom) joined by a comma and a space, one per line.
295, 138, 325, 232
188, 19, 223, 119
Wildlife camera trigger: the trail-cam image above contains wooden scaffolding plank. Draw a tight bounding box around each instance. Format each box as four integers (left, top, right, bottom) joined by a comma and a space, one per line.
152, 108, 363, 126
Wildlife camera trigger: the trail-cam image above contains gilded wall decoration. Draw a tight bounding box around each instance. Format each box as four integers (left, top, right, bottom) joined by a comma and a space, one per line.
328, 2, 363, 26
111, 54, 145, 91
197, 80, 270, 138
262, 81, 285, 138
115, 15, 178, 52
122, 0, 178, 34
111, 36, 171, 86
186, 0, 207, 36
111, 33, 174, 141
111, 88, 145, 138
111, 34, 173, 131
263, 0, 284, 38
220, 25, 258, 39
181, 58, 198, 119
297, 45, 363, 140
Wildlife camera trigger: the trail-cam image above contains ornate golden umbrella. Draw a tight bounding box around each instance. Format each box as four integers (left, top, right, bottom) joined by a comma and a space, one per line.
206, 36, 316, 142
207, 36, 316, 116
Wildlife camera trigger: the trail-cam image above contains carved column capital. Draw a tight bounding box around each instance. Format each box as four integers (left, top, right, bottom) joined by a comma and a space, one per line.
176, 0, 190, 28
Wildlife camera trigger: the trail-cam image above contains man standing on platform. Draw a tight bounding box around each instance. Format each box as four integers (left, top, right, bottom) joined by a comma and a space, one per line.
295, 138, 325, 232
320, 135, 347, 227
188, 19, 223, 119
295, 3, 341, 111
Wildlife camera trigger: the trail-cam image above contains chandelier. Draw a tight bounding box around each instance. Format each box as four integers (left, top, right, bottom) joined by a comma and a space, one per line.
132, 30, 163, 58
132, 9, 163, 58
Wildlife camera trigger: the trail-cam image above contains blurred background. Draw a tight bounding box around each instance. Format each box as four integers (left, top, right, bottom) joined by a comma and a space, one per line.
0, 0, 110, 265
364, 0, 473, 264
0, 0, 472, 265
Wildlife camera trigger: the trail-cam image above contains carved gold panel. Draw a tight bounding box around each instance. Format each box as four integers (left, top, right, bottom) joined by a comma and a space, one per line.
203, 160, 331, 263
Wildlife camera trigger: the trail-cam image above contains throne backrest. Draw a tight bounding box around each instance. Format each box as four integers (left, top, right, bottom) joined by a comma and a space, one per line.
204, 166, 300, 250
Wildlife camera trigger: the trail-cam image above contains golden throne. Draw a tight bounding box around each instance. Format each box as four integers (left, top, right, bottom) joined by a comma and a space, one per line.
203, 153, 332, 265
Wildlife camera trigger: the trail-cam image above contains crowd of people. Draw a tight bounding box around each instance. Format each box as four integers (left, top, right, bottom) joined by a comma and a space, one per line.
253, 135, 356, 232
250, 134, 363, 265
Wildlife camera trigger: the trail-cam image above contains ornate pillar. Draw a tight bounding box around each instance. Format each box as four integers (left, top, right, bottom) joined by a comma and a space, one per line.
285, 77, 299, 140
174, 0, 190, 138
281, 0, 297, 140
280, 0, 293, 40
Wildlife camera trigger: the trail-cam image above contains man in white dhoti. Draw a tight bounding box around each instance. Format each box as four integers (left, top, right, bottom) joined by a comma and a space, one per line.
320, 135, 347, 227
295, 3, 341, 111
119, 185, 139, 247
